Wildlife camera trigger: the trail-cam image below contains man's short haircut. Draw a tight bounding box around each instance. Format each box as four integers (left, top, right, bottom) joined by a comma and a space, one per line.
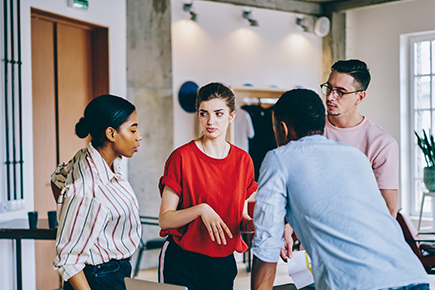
331, 59, 371, 91
273, 89, 325, 137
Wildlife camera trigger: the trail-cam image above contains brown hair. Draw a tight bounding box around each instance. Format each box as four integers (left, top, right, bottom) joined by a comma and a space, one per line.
196, 82, 235, 113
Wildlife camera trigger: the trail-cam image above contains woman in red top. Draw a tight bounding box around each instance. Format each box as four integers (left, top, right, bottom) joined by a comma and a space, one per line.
158, 82, 258, 290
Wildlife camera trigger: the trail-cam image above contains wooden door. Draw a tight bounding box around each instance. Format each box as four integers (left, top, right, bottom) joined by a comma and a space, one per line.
31, 9, 108, 290
31, 16, 60, 290
57, 23, 93, 162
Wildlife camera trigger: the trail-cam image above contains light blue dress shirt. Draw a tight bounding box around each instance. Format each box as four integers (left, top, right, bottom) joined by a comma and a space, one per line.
252, 135, 429, 290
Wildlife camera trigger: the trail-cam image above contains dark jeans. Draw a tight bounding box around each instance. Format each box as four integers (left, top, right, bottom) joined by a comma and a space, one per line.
382, 283, 430, 290
63, 259, 132, 290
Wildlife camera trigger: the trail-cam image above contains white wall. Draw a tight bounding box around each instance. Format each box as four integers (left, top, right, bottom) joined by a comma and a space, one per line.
171, 0, 323, 148
0, 1, 126, 289
346, 0, 435, 213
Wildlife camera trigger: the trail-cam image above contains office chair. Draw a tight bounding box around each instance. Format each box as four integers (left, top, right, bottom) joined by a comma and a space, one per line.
396, 211, 435, 273
133, 216, 166, 277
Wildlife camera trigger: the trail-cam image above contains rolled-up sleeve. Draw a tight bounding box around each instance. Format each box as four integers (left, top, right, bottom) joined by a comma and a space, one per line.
159, 150, 183, 196
51, 162, 69, 190
51, 149, 85, 190
251, 151, 288, 263
53, 184, 108, 281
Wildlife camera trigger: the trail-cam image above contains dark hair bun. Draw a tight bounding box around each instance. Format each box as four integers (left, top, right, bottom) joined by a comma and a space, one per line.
75, 117, 90, 138
75, 94, 135, 147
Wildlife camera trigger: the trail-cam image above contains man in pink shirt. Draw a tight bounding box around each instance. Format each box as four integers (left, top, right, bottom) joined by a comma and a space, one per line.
321, 59, 398, 218
280, 59, 399, 261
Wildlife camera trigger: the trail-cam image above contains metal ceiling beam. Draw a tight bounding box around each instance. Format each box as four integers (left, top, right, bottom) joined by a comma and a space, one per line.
202, 0, 324, 16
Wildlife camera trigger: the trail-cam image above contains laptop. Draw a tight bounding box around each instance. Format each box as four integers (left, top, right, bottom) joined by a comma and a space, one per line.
125, 278, 188, 290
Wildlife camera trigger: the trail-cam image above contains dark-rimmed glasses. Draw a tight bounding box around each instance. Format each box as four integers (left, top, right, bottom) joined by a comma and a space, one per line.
320, 83, 363, 100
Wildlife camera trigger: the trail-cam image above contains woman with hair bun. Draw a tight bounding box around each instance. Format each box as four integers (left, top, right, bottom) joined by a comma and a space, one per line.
50, 94, 143, 290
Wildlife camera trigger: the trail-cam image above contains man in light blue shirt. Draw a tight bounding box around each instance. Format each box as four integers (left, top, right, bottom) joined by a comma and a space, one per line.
251, 89, 429, 290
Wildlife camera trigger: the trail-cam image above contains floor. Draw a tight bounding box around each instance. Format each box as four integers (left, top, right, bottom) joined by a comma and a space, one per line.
135, 252, 435, 289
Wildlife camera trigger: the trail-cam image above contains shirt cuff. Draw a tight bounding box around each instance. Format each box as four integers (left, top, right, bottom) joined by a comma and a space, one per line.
159, 176, 182, 196
55, 263, 86, 281
251, 245, 281, 263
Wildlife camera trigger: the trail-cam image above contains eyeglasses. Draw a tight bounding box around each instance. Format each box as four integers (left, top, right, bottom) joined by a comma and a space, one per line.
320, 83, 363, 100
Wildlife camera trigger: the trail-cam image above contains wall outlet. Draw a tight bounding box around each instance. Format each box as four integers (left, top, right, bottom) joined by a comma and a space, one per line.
0, 200, 25, 213
0, 202, 8, 213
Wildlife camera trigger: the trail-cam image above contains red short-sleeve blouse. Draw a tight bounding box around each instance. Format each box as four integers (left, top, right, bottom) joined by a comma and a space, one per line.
159, 140, 258, 257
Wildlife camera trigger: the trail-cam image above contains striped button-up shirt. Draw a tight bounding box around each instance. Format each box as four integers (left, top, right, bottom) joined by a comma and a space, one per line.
51, 143, 141, 281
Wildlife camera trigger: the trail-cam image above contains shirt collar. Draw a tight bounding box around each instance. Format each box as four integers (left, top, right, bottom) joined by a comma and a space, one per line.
87, 143, 123, 184
298, 134, 325, 142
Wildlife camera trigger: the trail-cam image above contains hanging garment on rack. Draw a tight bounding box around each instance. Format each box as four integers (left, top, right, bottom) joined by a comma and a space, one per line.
234, 105, 255, 152
242, 105, 277, 181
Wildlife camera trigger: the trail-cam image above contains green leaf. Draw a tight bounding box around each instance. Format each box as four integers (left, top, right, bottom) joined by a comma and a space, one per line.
430, 134, 435, 166
415, 130, 434, 167
424, 130, 433, 167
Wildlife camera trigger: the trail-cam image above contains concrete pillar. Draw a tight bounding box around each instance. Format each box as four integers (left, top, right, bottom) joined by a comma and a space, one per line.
127, 0, 173, 269
322, 10, 346, 82
330, 12, 346, 63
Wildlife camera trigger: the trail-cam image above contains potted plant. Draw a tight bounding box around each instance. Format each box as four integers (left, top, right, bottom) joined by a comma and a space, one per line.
415, 129, 435, 191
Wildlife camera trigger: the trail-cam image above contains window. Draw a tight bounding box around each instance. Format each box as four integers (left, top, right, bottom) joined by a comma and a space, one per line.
407, 32, 435, 217
0, 0, 25, 212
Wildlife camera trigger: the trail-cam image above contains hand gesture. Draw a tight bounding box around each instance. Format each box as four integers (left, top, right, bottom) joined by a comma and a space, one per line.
199, 203, 233, 245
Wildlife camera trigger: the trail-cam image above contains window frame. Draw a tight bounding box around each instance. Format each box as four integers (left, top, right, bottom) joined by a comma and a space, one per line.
405, 32, 435, 217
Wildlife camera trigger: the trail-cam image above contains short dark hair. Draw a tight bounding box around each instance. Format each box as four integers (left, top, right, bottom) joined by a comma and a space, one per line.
75, 94, 136, 148
272, 89, 325, 137
196, 82, 235, 113
331, 59, 371, 91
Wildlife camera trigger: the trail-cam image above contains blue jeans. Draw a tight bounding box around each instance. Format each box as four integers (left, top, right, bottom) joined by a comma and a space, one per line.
63, 259, 132, 290
382, 283, 430, 290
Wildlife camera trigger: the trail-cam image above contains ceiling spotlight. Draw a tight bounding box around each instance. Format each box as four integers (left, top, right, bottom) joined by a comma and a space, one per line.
243, 10, 258, 27
314, 16, 330, 37
296, 16, 330, 37
296, 16, 312, 33
183, 2, 197, 21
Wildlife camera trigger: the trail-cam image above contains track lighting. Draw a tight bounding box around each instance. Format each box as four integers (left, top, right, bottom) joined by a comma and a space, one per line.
183, 2, 197, 21
296, 16, 312, 33
242, 10, 258, 27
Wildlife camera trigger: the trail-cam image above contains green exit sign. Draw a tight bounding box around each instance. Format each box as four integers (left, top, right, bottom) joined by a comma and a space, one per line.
68, 0, 89, 10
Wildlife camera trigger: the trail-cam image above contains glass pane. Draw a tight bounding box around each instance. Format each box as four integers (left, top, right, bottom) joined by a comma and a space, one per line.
415, 146, 425, 177
415, 76, 431, 109
415, 41, 431, 75
433, 40, 435, 74
415, 179, 432, 214
433, 76, 435, 109
415, 110, 431, 135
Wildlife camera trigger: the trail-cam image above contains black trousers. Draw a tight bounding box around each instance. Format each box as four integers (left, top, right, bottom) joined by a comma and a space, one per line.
159, 238, 238, 290
63, 258, 131, 290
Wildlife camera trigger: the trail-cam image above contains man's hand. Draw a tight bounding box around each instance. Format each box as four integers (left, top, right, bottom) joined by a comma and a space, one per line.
280, 223, 294, 261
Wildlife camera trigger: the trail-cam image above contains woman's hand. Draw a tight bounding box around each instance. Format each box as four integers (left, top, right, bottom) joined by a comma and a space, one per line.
159, 186, 233, 244
199, 203, 233, 245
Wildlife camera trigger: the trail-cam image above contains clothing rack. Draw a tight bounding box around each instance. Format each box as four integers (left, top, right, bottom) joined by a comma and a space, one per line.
232, 86, 284, 107
237, 97, 278, 105
225, 87, 285, 144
